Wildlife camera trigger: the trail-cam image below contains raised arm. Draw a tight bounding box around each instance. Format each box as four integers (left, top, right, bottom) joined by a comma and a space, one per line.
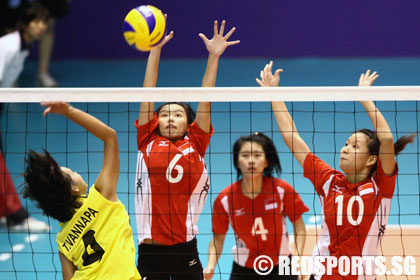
196, 20, 240, 133
41, 102, 119, 201
203, 234, 226, 280
257, 61, 311, 168
139, 20, 174, 126
358, 70, 395, 175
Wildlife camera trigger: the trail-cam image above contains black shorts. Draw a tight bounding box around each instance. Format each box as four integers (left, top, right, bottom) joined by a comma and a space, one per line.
137, 238, 203, 280
230, 258, 298, 280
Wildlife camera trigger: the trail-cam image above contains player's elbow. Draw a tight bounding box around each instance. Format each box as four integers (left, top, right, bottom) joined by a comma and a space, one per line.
105, 128, 118, 144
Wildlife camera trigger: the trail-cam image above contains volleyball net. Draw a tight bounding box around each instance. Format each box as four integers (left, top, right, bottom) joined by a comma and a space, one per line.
0, 86, 419, 279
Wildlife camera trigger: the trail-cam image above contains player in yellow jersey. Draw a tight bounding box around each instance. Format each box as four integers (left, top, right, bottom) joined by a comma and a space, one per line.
23, 102, 141, 280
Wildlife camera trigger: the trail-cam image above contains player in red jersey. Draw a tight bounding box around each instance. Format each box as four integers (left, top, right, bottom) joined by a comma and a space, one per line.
135, 20, 239, 279
203, 132, 309, 280
258, 61, 415, 280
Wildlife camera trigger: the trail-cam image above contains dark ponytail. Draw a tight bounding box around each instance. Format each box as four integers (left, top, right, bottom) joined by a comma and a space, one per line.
357, 129, 416, 177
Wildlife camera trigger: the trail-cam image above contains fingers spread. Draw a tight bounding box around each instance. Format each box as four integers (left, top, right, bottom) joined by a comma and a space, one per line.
219, 20, 226, 36
227, 40, 240, 46
223, 27, 236, 40
198, 33, 209, 41
213, 20, 218, 35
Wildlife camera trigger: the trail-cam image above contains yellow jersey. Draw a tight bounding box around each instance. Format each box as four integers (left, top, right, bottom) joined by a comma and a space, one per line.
56, 185, 141, 279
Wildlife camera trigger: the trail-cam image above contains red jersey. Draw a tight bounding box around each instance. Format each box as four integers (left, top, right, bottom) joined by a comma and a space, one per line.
135, 115, 213, 245
212, 177, 309, 269
304, 153, 398, 280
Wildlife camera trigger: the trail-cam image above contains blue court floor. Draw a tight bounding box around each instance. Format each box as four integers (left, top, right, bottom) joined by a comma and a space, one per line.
1, 57, 420, 279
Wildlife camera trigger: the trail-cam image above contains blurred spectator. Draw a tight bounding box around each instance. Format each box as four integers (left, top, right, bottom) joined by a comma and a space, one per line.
37, 0, 71, 87
0, 1, 49, 87
0, 0, 71, 87
0, 3, 50, 232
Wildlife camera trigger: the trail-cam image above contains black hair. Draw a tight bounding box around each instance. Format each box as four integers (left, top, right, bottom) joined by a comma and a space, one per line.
155, 102, 196, 125
357, 129, 416, 177
233, 132, 282, 178
19, 2, 50, 29
155, 102, 196, 138
22, 149, 81, 223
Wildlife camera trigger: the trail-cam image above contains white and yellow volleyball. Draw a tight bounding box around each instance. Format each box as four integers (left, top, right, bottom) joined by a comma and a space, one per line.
123, 5, 166, 52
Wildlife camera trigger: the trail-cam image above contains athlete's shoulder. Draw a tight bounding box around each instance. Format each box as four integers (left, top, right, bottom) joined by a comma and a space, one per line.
216, 181, 240, 200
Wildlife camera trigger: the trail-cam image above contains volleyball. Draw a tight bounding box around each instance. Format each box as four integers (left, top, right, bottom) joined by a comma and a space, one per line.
123, 5, 166, 52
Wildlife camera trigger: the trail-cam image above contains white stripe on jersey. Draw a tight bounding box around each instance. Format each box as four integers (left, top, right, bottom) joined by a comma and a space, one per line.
312, 175, 333, 278
233, 236, 250, 267
277, 186, 292, 256
360, 196, 391, 280
323, 175, 334, 197
182, 146, 195, 156
135, 150, 153, 244
146, 140, 154, 157
312, 195, 331, 280
186, 159, 210, 241
221, 195, 251, 266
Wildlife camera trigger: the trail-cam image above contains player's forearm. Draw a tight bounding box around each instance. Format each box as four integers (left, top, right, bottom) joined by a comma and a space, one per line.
272, 101, 309, 163
201, 54, 219, 87
360, 101, 393, 142
207, 235, 225, 269
66, 106, 116, 143
138, 102, 155, 126
293, 218, 306, 257
195, 102, 211, 133
143, 48, 161, 87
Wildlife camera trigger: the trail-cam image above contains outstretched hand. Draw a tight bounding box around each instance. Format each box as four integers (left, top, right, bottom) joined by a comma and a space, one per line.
41, 101, 72, 117
256, 61, 283, 87
358, 70, 379, 87
154, 14, 174, 49
199, 20, 240, 57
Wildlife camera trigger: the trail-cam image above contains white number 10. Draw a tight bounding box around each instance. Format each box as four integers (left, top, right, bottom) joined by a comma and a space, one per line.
335, 195, 364, 226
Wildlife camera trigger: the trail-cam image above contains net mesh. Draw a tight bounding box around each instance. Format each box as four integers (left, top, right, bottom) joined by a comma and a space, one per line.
0, 87, 419, 279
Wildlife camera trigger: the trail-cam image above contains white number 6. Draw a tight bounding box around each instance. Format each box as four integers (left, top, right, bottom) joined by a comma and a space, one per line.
166, 154, 183, 183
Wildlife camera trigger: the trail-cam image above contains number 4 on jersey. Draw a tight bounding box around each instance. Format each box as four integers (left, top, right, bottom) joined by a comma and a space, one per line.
251, 217, 268, 241
82, 230, 105, 266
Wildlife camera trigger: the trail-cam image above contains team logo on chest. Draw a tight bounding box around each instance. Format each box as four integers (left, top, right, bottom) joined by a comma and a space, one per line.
158, 140, 170, 146
234, 208, 245, 216
264, 199, 278, 211
332, 185, 345, 194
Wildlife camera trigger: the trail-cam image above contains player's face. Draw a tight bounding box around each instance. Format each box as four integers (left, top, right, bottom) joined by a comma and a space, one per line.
339, 132, 376, 177
237, 141, 268, 177
158, 104, 189, 141
61, 167, 88, 195
25, 19, 48, 41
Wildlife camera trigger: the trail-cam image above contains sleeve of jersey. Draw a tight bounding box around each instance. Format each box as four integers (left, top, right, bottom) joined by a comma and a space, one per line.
135, 114, 159, 150
188, 121, 214, 157
374, 159, 398, 198
303, 152, 335, 197
212, 194, 230, 235
282, 182, 310, 222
